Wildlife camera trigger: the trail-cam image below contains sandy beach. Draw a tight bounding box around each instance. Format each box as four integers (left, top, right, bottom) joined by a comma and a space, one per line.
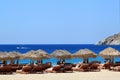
0, 70, 119, 80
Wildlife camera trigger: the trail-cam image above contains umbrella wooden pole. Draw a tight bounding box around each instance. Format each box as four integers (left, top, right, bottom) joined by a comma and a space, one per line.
10, 60, 14, 65
61, 59, 65, 64
36, 60, 39, 64
111, 57, 114, 65
13, 60, 15, 64
40, 60, 43, 64
30, 59, 34, 65
37, 59, 42, 64
86, 59, 88, 63
59, 58, 62, 63
3, 60, 7, 65
16, 59, 19, 64
83, 58, 88, 63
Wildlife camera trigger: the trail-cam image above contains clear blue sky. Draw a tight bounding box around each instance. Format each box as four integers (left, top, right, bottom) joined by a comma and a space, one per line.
0, 0, 119, 44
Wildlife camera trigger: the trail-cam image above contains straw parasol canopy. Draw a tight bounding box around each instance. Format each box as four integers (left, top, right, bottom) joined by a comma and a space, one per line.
23, 50, 36, 60
51, 50, 72, 60
23, 50, 35, 59
23, 49, 50, 60
73, 49, 97, 58
99, 47, 120, 63
36, 49, 50, 59
8, 51, 22, 60
6, 51, 22, 64
23, 49, 50, 64
0, 52, 10, 60
99, 47, 120, 58
73, 49, 97, 63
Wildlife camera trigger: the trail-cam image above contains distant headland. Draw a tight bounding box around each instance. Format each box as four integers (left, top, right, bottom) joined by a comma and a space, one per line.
97, 33, 120, 45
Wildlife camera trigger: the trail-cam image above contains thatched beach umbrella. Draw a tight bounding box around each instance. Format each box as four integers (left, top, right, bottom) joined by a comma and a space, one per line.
0, 52, 10, 65
51, 50, 72, 62
23, 50, 36, 59
36, 49, 50, 59
23, 49, 50, 64
99, 47, 120, 63
8, 51, 21, 59
73, 49, 97, 63
0, 52, 10, 60
24, 49, 50, 59
23, 50, 37, 64
35, 49, 51, 63
8, 51, 22, 64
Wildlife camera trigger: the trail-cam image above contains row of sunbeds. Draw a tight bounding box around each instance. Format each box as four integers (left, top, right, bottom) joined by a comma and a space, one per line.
1, 61, 120, 74
0, 61, 102, 74
0, 62, 51, 74
102, 62, 120, 71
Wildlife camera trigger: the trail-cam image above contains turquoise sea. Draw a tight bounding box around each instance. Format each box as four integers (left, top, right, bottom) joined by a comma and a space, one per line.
0, 44, 120, 65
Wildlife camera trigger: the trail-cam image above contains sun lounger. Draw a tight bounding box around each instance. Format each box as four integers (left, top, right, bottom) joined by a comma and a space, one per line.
42, 62, 52, 70
0, 66, 12, 74
32, 65, 44, 73
89, 63, 100, 72
45, 65, 62, 73
72, 63, 89, 72
63, 63, 73, 73
16, 65, 32, 74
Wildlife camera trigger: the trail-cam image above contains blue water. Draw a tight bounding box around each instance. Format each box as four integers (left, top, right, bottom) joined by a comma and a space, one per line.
0, 44, 120, 65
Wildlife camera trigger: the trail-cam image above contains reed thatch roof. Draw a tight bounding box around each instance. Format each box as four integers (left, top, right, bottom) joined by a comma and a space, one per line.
99, 47, 120, 58
23, 49, 50, 60
8, 51, 22, 60
73, 49, 97, 58
0, 52, 10, 60
51, 50, 72, 59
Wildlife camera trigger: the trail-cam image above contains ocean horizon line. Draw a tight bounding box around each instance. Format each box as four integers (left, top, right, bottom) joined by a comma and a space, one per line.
0, 44, 119, 46
0, 44, 95, 45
